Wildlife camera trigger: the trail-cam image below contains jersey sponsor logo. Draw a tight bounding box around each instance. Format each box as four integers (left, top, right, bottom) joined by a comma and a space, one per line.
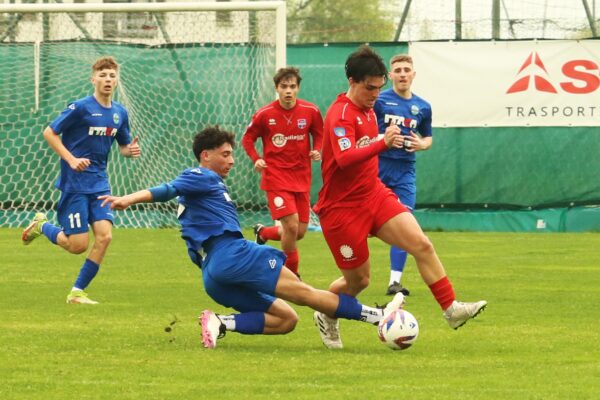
385, 101, 399, 106
68, 103, 76, 110
269, 118, 276, 125
297, 118, 307, 129
92, 113, 103, 117
271, 133, 306, 148
113, 113, 120, 124
224, 192, 232, 202
356, 116, 363, 125
337, 137, 351, 151
333, 127, 346, 137
268, 259, 277, 269
384, 114, 417, 130
355, 135, 378, 148
339, 245, 356, 260
88, 126, 117, 137
191, 168, 203, 174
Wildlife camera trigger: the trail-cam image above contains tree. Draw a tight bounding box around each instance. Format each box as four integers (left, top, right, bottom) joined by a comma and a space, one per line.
287, 0, 396, 44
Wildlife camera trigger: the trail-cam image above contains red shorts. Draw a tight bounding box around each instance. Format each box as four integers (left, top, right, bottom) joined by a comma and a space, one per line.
319, 186, 408, 270
266, 190, 310, 223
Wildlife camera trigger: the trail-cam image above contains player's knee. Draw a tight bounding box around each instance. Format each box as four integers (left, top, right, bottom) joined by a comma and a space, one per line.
94, 232, 113, 249
68, 242, 88, 254
347, 275, 370, 294
279, 313, 299, 334
411, 235, 435, 256
296, 229, 306, 240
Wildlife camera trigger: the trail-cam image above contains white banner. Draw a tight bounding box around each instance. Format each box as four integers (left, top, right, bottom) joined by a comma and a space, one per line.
409, 40, 600, 127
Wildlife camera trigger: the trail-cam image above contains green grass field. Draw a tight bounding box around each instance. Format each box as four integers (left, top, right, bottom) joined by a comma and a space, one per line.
1, 228, 599, 399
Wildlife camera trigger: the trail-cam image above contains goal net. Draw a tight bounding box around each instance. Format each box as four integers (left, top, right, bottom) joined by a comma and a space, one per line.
0, 1, 286, 228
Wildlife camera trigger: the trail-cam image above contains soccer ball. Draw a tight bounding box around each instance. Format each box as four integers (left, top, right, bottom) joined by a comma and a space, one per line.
377, 309, 419, 350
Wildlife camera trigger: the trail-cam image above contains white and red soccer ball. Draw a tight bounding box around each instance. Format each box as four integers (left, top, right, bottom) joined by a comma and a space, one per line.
378, 309, 419, 350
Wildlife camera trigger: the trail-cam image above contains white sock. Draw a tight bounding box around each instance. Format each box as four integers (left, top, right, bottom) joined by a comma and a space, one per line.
219, 314, 236, 331
361, 305, 384, 324
389, 270, 403, 286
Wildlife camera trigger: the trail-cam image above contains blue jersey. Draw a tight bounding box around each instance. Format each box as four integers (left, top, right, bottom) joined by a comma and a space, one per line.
374, 89, 432, 163
170, 167, 242, 258
49, 95, 131, 193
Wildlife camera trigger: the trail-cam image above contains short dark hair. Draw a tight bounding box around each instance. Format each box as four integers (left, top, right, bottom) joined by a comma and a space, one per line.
273, 67, 302, 87
345, 45, 387, 83
192, 125, 235, 161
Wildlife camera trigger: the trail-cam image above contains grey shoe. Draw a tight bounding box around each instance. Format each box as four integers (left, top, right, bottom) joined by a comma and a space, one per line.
444, 300, 487, 330
313, 311, 343, 349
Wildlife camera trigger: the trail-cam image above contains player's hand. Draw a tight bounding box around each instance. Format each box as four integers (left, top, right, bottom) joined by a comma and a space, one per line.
383, 124, 402, 149
68, 157, 91, 172
98, 194, 130, 210
254, 159, 267, 173
309, 150, 321, 161
128, 136, 141, 158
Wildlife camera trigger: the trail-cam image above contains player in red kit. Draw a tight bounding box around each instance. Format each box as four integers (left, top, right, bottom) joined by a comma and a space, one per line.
312, 46, 486, 349
242, 67, 323, 277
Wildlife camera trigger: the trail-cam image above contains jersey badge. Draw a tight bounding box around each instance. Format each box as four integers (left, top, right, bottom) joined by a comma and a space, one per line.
297, 119, 307, 129
268, 118, 276, 125
113, 113, 120, 124
272, 133, 286, 148
337, 137, 351, 151
333, 127, 346, 137
410, 104, 420, 115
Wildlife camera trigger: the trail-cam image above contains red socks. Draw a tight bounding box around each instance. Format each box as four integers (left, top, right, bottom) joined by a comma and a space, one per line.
260, 226, 281, 241
428, 276, 456, 310
284, 249, 299, 276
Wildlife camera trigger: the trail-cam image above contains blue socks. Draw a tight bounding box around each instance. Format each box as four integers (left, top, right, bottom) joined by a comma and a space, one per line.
390, 246, 408, 272
334, 293, 362, 320
41, 222, 62, 245
73, 258, 99, 290
233, 312, 265, 334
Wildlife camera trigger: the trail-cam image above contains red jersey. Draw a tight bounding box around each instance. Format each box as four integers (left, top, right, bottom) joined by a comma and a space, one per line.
242, 99, 323, 192
314, 93, 389, 213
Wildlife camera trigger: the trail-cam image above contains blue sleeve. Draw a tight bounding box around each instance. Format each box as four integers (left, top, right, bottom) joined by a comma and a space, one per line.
420, 106, 433, 137
149, 183, 179, 202
49, 102, 81, 134
373, 99, 386, 133
170, 168, 210, 196
116, 107, 131, 146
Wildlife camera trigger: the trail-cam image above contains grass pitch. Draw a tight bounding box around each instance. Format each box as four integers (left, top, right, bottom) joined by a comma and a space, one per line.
1, 228, 599, 399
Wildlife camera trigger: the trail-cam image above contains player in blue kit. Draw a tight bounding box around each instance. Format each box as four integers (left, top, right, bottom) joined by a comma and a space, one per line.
21, 56, 141, 304
98, 125, 405, 349
374, 54, 433, 296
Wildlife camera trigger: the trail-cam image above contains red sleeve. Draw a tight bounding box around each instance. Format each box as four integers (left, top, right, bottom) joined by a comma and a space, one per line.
336, 137, 387, 169
311, 108, 324, 152
330, 117, 388, 169
242, 114, 263, 163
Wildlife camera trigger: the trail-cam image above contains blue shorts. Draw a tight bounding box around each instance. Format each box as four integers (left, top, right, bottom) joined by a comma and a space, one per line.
201, 237, 285, 313
378, 158, 416, 210
57, 191, 113, 235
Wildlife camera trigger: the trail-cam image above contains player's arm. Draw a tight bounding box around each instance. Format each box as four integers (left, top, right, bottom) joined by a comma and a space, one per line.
333, 122, 402, 169
119, 136, 141, 158
43, 126, 91, 172
309, 109, 324, 161
99, 183, 178, 210
404, 108, 433, 153
242, 115, 267, 172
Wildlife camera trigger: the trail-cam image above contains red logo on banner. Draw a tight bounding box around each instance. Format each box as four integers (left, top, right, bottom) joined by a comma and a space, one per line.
507, 52, 557, 94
